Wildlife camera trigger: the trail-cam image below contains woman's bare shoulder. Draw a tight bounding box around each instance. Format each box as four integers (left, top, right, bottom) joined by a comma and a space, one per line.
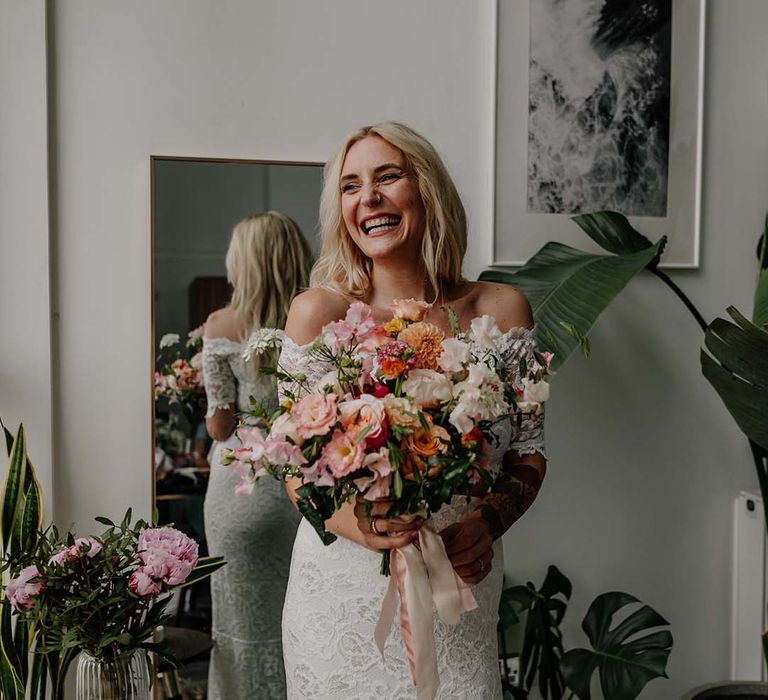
285, 287, 351, 344
203, 306, 243, 341
469, 280, 533, 332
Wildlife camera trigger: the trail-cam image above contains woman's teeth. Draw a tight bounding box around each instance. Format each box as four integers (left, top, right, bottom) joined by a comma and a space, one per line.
362, 216, 401, 234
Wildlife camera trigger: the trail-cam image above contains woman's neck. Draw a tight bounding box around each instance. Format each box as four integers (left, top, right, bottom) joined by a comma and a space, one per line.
368, 260, 433, 309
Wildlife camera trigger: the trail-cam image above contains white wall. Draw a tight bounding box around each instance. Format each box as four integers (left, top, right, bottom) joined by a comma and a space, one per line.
2, 0, 767, 697
0, 0, 54, 516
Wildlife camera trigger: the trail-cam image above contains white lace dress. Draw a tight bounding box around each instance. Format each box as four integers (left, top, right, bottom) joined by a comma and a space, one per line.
202, 336, 301, 700
279, 329, 546, 700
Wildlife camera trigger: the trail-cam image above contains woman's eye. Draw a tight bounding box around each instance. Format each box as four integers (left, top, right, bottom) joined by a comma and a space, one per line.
341, 182, 360, 193
379, 173, 399, 183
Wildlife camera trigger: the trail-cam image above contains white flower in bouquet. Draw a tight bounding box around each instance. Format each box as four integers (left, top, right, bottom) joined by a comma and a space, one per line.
243, 328, 286, 362
159, 333, 180, 349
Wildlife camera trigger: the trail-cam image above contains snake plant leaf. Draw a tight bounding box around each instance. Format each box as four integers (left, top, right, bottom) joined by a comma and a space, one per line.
0, 605, 25, 700
0, 426, 28, 555
701, 307, 768, 451
560, 592, 672, 700
754, 221, 767, 329
480, 237, 665, 370
571, 212, 654, 257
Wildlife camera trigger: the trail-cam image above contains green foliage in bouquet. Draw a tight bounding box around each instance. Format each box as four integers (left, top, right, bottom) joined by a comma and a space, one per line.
500, 566, 672, 700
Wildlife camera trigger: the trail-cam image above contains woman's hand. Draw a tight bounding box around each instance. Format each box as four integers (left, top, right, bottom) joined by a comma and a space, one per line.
439, 513, 494, 585
353, 497, 423, 551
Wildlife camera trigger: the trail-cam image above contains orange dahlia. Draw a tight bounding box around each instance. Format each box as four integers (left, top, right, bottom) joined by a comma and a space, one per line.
397, 322, 445, 370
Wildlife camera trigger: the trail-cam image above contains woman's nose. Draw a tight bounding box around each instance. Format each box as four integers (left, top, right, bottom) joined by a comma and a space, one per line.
361, 182, 382, 207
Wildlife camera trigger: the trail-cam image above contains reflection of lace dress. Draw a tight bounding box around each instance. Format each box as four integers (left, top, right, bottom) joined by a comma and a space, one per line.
279, 329, 546, 700
202, 337, 301, 700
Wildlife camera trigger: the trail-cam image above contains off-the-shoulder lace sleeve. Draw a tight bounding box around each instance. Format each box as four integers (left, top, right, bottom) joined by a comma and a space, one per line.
277, 337, 333, 403
202, 337, 239, 417
498, 327, 546, 457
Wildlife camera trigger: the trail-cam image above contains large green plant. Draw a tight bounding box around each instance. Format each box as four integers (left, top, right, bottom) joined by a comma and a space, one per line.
482, 211, 768, 669
500, 566, 672, 700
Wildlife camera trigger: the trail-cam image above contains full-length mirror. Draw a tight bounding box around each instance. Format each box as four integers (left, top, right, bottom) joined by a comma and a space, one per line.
151, 157, 323, 697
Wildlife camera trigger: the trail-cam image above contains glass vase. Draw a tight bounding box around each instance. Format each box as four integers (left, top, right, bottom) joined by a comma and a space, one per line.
75, 648, 151, 700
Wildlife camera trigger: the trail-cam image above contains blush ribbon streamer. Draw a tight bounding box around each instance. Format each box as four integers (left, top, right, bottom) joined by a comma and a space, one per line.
374, 522, 478, 700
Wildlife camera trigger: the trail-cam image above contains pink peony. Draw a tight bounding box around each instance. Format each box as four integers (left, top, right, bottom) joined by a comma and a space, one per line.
391, 298, 431, 322
292, 394, 338, 440
320, 430, 365, 477
49, 537, 102, 566
129, 568, 162, 597
138, 527, 198, 570
6, 565, 44, 611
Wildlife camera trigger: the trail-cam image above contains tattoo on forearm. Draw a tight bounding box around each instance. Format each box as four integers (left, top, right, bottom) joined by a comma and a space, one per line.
478, 462, 543, 539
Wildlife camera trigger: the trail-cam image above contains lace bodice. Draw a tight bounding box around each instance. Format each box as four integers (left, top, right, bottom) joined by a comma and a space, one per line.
202, 336, 278, 417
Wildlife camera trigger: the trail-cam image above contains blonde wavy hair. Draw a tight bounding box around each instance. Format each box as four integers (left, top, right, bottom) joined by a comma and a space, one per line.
310, 122, 467, 300
226, 211, 313, 366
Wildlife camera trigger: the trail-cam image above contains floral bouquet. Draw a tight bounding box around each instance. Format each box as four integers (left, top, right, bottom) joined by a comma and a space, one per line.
3, 509, 225, 676
226, 299, 551, 697
154, 325, 206, 425
227, 299, 551, 562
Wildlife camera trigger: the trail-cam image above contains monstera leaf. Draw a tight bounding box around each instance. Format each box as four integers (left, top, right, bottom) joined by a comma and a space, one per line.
504, 565, 572, 700
560, 592, 672, 700
701, 307, 768, 452
480, 213, 665, 370
754, 221, 767, 329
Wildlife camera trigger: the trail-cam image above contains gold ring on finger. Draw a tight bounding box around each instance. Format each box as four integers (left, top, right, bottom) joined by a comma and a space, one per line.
369, 515, 382, 535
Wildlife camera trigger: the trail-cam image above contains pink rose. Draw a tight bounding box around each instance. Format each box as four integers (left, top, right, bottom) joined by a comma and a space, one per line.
292, 394, 338, 439
320, 430, 365, 477
6, 565, 44, 611
129, 568, 162, 597
338, 395, 387, 449
401, 369, 453, 408
391, 298, 431, 322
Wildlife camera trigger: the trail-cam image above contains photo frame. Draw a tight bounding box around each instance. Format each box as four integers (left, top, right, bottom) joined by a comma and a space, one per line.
492, 0, 705, 268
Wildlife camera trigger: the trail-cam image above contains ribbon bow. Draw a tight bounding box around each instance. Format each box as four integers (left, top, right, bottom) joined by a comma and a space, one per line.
374, 521, 478, 700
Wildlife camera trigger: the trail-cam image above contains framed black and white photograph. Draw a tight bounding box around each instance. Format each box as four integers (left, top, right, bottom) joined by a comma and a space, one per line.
493, 0, 705, 267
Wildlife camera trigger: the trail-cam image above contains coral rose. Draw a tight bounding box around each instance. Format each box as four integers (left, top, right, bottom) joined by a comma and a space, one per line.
292, 393, 338, 439
391, 298, 431, 322
401, 418, 449, 480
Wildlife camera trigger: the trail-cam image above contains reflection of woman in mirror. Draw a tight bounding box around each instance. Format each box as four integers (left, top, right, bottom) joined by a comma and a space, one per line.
202, 211, 312, 699
279, 123, 546, 698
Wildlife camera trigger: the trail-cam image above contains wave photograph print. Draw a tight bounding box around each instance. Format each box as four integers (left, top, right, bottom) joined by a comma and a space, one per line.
527, 0, 672, 217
